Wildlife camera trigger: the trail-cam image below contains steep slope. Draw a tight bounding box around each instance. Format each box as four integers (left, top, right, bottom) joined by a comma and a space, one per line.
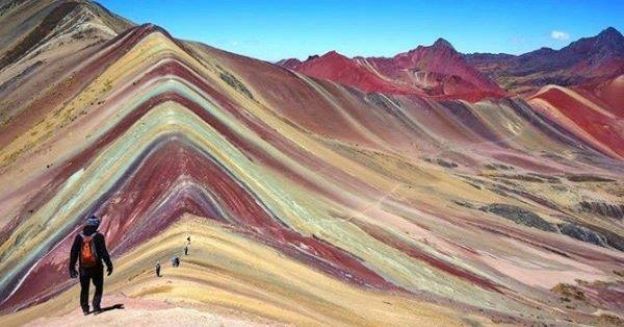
0, 0, 133, 127
575, 74, 624, 117
0, 0, 132, 68
529, 81, 624, 158
466, 27, 624, 93
1, 2, 624, 326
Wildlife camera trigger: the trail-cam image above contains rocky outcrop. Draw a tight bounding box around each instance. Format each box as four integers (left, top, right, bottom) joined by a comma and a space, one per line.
480, 204, 557, 232
558, 223, 608, 247
424, 157, 458, 168
566, 175, 615, 182
579, 201, 624, 219
481, 206, 621, 250
597, 229, 624, 252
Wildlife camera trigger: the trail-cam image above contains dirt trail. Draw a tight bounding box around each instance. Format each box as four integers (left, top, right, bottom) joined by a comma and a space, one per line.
14, 295, 287, 327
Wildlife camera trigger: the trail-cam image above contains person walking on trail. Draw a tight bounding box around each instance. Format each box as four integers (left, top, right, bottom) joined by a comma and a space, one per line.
69, 215, 113, 315
187, 236, 191, 245
171, 255, 180, 267
155, 261, 161, 277
184, 245, 188, 256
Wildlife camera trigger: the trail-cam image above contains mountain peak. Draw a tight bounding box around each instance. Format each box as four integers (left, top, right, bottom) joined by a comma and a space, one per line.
317, 50, 351, 62
599, 26, 622, 37
596, 26, 624, 43
323, 50, 343, 57
432, 38, 455, 50
591, 26, 624, 54
276, 58, 303, 70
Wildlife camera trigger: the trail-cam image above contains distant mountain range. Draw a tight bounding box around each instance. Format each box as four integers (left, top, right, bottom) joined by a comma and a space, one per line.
279, 27, 624, 99
466, 27, 624, 93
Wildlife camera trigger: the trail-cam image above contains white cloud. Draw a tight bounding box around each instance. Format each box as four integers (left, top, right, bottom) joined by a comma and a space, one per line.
550, 30, 570, 41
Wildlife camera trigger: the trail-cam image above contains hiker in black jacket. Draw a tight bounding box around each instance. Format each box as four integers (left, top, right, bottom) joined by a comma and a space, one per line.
69, 215, 113, 315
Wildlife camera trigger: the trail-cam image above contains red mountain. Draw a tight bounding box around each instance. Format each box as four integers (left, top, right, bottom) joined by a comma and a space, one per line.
279, 39, 506, 101
291, 50, 417, 94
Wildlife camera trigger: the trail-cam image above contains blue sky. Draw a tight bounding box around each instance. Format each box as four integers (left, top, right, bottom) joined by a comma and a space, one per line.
98, 0, 624, 62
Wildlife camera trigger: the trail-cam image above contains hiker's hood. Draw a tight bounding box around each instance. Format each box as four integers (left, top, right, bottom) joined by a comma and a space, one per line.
82, 225, 98, 235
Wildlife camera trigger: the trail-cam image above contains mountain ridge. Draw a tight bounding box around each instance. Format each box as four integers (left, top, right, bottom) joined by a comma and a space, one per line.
465, 26, 624, 93
280, 27, 624, 96
279, 38, 505, 101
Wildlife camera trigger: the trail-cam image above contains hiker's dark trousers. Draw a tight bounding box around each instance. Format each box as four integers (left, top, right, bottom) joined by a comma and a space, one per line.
79, 266, 103, 311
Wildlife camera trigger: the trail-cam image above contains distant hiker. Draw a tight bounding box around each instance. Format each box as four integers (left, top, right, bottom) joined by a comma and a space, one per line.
69, 215, 113, 315
187, 236, 191, 244
155, 261, 161, 277
171, 255, 180, 267
184, 245, 188, 256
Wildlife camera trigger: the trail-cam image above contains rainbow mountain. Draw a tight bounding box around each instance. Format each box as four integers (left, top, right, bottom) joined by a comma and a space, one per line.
0, 1, 623, 326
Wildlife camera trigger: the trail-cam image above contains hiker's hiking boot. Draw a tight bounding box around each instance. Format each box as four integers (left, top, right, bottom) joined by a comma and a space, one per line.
93, 307, 102, 315
82, 307, 89, 316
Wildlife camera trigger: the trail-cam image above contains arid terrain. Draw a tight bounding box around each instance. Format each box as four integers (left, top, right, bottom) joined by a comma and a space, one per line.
1, 1, 623, 326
